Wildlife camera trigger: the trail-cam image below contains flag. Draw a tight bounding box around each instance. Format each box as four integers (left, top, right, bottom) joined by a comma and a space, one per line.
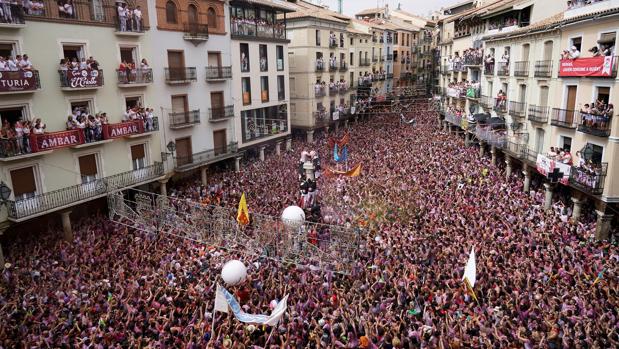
334, 144, 348, 163
213, 284, 288, 326
462, 247, 478, 302
236, 193, 249, 225
591, 268, 605, 287
333, 143, 340, 162
324, 163, 361, 177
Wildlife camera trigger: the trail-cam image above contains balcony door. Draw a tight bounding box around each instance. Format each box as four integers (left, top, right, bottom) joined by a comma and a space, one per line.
208, 52, 221, 67
78, 154, 98, 184
175, 137, 193, 166
171, 95, 189, 124
566, 86, 577, 124
167, 50, 185, 80
10, 166, 37, 200
213, 130, 227, 156
211, 92, 224, 118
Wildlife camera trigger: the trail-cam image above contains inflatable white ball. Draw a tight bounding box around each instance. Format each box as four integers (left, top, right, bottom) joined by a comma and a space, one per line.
221, 260, 247, 286
281, 206, 305, 229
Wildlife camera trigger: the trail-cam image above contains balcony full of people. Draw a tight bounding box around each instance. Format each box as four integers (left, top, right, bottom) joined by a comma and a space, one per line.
231, 15, 286, 40
116, 2, 143, 33
117, 58, 152, 85
463, 48, 483, 66
579, 101, 613, 135
58, 56, 103, 88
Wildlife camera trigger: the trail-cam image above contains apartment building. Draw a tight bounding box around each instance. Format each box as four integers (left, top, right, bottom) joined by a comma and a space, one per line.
0, 0, 164, 245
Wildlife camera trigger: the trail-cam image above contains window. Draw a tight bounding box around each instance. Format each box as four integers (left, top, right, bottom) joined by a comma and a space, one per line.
276, 45, 284, 71
120, 46, 137, 65
259, 45, 268, 72
339, 33, 344, 47
598, 32, 616, 56
315, 30, 321, 46
78, 154, 98, 183
570, 37, 582, 52
560, 136, 572, 152
0, 42, 16, 58
10, 166, 37, 200
165, 1, 178, 24
62, 44, 85, 62
207, 7, 217, 28
277, 75, 285, 100
240, 43, 249, 72
349, 52, 353, 65
350, 37, 353, 45
260, 76, 269, 102
583, 143, 603, 164
131, 144, 146, 170
535, 128, 544, 154
187, 4, 198, 24
125, 96, 143, 110
596, 86, 610, 105
242, 77, 251, 105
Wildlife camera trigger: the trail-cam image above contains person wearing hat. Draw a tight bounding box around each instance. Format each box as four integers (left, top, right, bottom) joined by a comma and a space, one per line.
568, 46, 580, 59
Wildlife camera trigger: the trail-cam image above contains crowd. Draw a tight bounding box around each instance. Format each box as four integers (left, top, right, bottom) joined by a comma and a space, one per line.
567, 0, 610, 9
446, 80, 480, 98
463, 48, 483, 65
118, 58, 152, 84
231, 16, 286, 39
1, 100, 617, 348
547, 147, 573, 165
59, 56, 100, 72
116, 2, 143, 32
0, 117, 45, 156
64, 105, 155, 142
580, 101, 613, 130
0, 53, 33, 71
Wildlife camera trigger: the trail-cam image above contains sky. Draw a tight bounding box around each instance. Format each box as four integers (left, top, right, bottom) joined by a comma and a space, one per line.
319, 0, 461, 18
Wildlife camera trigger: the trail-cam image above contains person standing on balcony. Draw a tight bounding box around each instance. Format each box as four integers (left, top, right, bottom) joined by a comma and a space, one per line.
118, 2, 128, 32
133, 6, 142, 32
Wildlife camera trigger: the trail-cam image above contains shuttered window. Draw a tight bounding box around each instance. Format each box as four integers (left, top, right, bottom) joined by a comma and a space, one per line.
78, 154, 98, 176
10, 167, 36, 197
131, 144, 145, 160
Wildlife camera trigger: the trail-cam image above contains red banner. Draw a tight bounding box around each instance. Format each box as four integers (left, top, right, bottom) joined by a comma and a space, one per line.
30, 129, 85, 152
0, 70, 39, 92
64, 69, 104, 88
559, 56, 615, 77
103, 120, 144, 139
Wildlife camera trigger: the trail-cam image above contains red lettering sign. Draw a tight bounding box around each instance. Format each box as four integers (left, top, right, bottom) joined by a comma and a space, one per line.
30, 129, 85, 152
64, 69, 103, 88
103, 120, 144, 139
559, 56, 616, 77
0, 70, 39, 92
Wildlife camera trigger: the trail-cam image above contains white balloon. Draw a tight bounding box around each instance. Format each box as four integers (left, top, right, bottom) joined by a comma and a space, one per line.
221, 260, 247, 286
281, 206, 305, 229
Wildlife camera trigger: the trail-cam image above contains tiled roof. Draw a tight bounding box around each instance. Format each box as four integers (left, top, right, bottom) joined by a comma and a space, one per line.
356, 7, 384, 16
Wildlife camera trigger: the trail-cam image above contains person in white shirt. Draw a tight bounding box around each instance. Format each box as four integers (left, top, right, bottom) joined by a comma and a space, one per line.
6, 56, 17, 71
79, 57, 88, 70
117, 3, 127, 32
133, 6, 142, 31
19, 54, 32, 70
0, 56, 6, 71
568, 46, 580, 59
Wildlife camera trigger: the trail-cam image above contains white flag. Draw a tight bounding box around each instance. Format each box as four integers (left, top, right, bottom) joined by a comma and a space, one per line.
263, 295, 289, 326
214, 284, 229, 313
462, 247, 476, 288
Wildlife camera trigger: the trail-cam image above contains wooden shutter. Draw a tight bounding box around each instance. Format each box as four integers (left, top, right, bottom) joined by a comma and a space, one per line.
78, 154, 98, 176
131, 144, 145, 160
10, 167, 36, 196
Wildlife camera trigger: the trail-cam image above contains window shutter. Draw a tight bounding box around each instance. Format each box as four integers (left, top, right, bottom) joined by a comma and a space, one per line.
131, 144, 145, 160
78, 154, 98, 176
10, 167, 36, 196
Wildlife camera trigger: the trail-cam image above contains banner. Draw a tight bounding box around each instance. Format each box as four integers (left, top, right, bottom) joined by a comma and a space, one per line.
535, 154, 570, 185
332, 111, 340, 120
0, 70, 39, 92
559, 56, 615, 77
103, 120, 144, 139
64, 69, 104, 89
325, 163, 361, 177
30, 129, 85, 152
327, 133, 350, 149
214, 284, 288, 326
334, 144, 348, 163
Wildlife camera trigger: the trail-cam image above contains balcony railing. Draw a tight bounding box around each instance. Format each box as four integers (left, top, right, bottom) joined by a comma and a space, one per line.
164, 67, 197, 83
6, 162, 164, 220
514, 61, 529, 77
116, 68, 153, 86
175, 142, 238, 170
528, 105, 549, 123
169, 110, 201, 128
505, 141, 527, 158
372, 56, 378, 62
231, 21, 286, 41
453, 62, 465, 72
329, 40, 338, 48
484, 63, 495, 75
339, 62, 348, 71
577, 112, 612, 137
508, 101, 526, 117
386, 73, 394, 79
463, 55, 482, 66
497, 62, 510, 76
493, 97, 507, 113
314, 85, 326, 97
114, 15, 144, 34
534, 60, 552, 78
329, 86, 338, 96
23, 0, 122, 25
0, 70, 41, 93
386, 54, 393, 61
360, 58, 370, 66
0, 3, 25, 26
339, 86, 349, 94
183, 23, 209, 40
481, 95, 492, 108
569, 163, 608, 195
209, 105, 234, 121
315, 61, 325, 72
205, 66, 232, 80
550, 108, 577, 128
329, 62, 338, 71
59, 69, 104, 89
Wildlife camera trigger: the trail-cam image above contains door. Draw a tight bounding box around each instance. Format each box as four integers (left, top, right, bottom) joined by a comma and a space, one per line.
167, 51, 185, 80
188, 4, 198, 25
213, 130, 227, 155
566, 86, 577, 123
78, 154, 98, 183
519, 84, 527, 103
171, 95, 189, 124
210, 92, 224, 118
10, 167, 37, 200
175, 137, 193, 166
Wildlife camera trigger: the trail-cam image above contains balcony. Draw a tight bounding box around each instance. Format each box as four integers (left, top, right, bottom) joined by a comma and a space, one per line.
558, 56, 617, 78
116, 68, 153, 87
169, 110, 201, 129
164, 67, 197, 84
231, 21, 287, 42
493, 97, 507, 113
329, 40, 338, 49
577, 112, 612, 137
528, 105, 549, 124
205, 66, 232, 81
339, 62, 348, 71
329, 86, 338, 96
0, 4, 25, 28
565, 0, 619, 20
59, 69, 103, 90
175, 142, 239, 171
569, 163, 608, 195
452, 62, 465, 72
329, 62, 338, 72
313, 111, 329, 127
0, 70, 40, 93
372, 56, 378, 63
514, 61, 529, 77
534, 60, 552, 78
360, 58, 371, 66
6, 162, 164, 221
481, 95, 493, 108
497, 62, 510, 76
314, 85, 326, 97
463, 56, 482, 66
484, 63, 494, 75
182, 23, 209, 43
386, 54, 393, 61
386, 73, 393, 79
505, 141, 527, 158
339, 86, 349, 94
550, 108, 577, 129
315, 60, 325, 72
114, 16, 144, 36
508, 101, 526, 118
209, 106, 234, 121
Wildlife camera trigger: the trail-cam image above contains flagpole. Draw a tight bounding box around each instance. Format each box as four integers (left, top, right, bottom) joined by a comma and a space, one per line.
263, 284, 289, 348
210, 279, 219, 347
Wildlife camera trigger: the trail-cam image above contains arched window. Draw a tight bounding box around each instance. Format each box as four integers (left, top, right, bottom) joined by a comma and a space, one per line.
207, 7, 217, 28
188, 4, 198, 24
165, 1, 177, 24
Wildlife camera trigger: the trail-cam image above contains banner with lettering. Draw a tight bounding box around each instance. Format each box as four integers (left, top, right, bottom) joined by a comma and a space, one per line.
0, 71, 39, 92
64, 69, 103, 88
103, 120, 144, 139
536, 154, 570, 185
30, 130, 85, 152
559, 56, 615, 77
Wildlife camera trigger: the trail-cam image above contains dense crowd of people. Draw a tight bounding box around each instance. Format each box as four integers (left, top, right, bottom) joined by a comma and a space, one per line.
1, 101, 617, 348
0, 117, 45, 156
58, 56, 100, 72
580, 101, 614, 130
116, 2, 143, 32
0, 53, 33, 71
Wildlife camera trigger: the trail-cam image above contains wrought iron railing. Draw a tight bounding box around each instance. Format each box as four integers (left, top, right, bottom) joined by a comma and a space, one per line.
528, 105, 549, 123
6, 162, 164, 220
386, 54, 393, 61
550, 108, 576, 128
569, 163, 608, 195
175, 142, 238, 169
577, 112, 612, 137
116, 68, 153, 85
169, 110, 200, 128
164, 67, 197, 82
314, 85, 326, 97
484, 62, 495, 75
497, 62, 510, 76
514, 61, 529, 77
209, 106, 234, 121
481, 95, 493, 108
205, 66, 232, 80
231, 21, 286, 40
183, 23, 209, 38
463, 55, 482, 66
339, 62, 348, 71
0, 3, 25, 24
59, 69, 104, 88
534, 60, 552, 78
315, 60, 325, 71
493, 97, 508, 113
508, 101, 526, 117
